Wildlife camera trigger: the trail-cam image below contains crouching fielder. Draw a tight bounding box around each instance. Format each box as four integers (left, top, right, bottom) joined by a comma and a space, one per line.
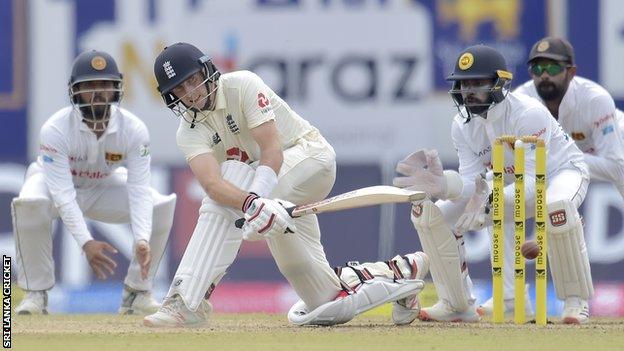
144, 42, 429, 328
13, 51, 176, 315
395, 45, 593, 324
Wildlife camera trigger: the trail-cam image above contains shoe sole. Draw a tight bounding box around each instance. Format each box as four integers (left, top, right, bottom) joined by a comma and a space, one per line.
562, 316, 587, 325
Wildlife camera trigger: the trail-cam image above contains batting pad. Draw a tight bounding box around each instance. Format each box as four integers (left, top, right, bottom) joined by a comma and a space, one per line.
547, 200, 594, 300
287, 278, 424, 326
410, 199, 471, 311
12, 197, 55, 291
166, 161, 254, 311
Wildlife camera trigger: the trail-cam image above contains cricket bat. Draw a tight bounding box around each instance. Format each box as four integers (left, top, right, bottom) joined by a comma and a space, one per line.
235, 185, 426, 228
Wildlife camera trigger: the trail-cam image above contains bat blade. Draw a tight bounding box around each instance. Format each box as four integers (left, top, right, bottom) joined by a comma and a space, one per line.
291, 185, 426, 217
234, 185, 425, 229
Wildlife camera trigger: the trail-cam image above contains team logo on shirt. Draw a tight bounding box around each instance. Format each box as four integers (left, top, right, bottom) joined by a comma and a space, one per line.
226, 115, 240, 134
212, 132, 222, 146
105, 152, 123, 162
571, 132, 585, 141
139, 144, 150, 157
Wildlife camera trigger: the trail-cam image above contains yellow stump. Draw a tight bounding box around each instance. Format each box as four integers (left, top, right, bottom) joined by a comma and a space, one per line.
492, 139, 505, 323
534, 139, 548, 325
514, 139, 526, 325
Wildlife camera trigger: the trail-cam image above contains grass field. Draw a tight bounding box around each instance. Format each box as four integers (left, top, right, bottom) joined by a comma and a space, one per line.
12, 312, 624, 351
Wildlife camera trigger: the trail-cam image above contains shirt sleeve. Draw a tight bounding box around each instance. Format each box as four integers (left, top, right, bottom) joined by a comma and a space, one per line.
125, 121, 153, 243
451, 120, 484, 199
39, 124, 93, 248
582, 95, 624, 184
176, 119, 215, 162
240, 71, 277, 129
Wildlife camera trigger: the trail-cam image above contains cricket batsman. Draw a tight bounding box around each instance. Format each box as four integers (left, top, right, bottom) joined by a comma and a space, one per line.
13, 50, 176, 315
144, 42, 430, 327
393, 44, 594, 324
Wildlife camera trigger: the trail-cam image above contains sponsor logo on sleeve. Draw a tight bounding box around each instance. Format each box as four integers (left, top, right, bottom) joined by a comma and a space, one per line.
42, 155, 54, 163
602, 125, 615, 135
593, 114, 614, 128
571, 132, 586, 140
139, 144, 150, 157
39, 144, 58, 154
257, 92, 273, 114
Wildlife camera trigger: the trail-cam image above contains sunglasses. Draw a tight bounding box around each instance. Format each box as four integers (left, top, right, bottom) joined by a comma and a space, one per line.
530, 63, 569, 76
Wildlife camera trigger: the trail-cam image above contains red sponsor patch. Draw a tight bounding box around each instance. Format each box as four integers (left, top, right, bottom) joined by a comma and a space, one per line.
549, 210, 567, 227
257, 92, 269, 108
593, 114, 614, 128
412, 204, 423, 217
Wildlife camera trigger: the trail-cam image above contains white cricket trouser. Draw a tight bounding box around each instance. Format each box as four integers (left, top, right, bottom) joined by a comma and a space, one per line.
268, 131, 342, 310
13, 163, 176, 291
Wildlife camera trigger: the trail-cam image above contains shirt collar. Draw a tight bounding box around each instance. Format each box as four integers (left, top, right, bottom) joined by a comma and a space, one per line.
213, 78, 226, 111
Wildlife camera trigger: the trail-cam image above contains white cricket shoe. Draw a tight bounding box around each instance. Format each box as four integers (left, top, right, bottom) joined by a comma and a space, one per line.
119, 287, 161, 315
561, 296, 589, 324
15, 290, 48, 315
477, 287, 534, 319
143, 295, 212, 328
391, 252, 430, 325
418, 299, 481, 322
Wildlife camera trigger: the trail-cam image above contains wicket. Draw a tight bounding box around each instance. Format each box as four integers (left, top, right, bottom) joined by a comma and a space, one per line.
492, 135, 547, 325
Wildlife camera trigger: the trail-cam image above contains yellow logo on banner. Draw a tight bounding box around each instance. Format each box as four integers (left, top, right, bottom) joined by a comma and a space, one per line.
437, 0, 520, 41
458, 52, 474, 70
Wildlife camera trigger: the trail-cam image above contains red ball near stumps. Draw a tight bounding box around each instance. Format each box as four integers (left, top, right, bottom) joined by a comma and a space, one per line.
521, 240, 540, 260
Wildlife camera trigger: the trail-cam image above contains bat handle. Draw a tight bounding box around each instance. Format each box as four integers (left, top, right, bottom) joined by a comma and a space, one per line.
234, 218, 245, 229
234, 206, 297, 229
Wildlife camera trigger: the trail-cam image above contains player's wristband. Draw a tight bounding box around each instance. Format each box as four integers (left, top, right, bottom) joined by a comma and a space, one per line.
242, 192, 260, 213
249, 165, 278, 198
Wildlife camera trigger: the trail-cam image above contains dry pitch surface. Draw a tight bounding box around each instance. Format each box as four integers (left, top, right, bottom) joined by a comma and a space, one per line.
12, 312, 624, 351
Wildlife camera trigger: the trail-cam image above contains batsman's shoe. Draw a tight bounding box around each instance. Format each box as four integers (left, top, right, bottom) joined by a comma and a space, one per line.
15, 290, 48, 315
477, 287, 534, 319
119, 288, 161, 315
561, 297, 589, 325
391, 252, 430, 325
418, 299, 480, 323
143, 295, 212, 328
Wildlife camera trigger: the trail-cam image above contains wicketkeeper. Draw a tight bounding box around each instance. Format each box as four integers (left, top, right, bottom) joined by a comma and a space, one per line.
394, 44, 593, 324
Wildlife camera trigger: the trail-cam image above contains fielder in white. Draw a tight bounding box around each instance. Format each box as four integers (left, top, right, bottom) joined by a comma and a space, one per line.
144, 42, 429, 328
393, 44, 593, 324
13, 51, 176, 315
516, 37, 624, 200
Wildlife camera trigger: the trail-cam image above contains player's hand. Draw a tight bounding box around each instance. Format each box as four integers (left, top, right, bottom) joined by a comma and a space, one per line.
83, 240, 118, 280
393, 149, 447, 198
455, 173, 492, 233
135, 239, 151, 280
242, 198, 296, 241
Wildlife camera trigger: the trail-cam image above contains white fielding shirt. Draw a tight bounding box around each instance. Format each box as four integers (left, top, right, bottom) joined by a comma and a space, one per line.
176, 70, 318, 164
451, 92, 587, 203
515, 76, 624, 186
38, 106, 152, 247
